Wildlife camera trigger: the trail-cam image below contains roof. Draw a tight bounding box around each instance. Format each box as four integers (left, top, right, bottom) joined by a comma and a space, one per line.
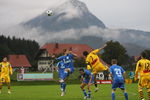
8, 55, 31, 67
41, 43, 93, 57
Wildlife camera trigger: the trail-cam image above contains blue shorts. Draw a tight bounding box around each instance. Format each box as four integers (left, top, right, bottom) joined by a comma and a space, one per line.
112, 82, 125, 90
82, 76, 94, 84
59, 72, 66, 80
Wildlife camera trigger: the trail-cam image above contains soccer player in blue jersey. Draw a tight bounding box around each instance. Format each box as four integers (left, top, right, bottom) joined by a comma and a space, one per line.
56, 49, 77, 96
57, 49, 77, 78
79, 68, 94, 100
109, 59, 128, 100
56, 61, 67, 96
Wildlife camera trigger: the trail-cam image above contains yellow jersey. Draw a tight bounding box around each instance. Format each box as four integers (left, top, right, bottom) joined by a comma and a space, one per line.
86, 49, 101, 69
135, 59, 150, 77
0, 62, 13, 77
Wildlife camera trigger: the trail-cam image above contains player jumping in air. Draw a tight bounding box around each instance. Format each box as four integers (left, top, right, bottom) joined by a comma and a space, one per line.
56, 49, 77, 96
135, 52, 150, 100
56, 61, 67, 96
109, 59, 128, 100
79, 68, 94, 100
82, 44, 108, 92
0, 57, 13, 94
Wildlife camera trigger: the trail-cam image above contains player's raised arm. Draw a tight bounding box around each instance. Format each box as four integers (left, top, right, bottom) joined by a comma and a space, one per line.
99, 44, 107, 51
92, 44, 107, 54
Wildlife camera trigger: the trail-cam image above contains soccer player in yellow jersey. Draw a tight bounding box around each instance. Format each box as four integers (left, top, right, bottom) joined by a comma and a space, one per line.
135, 52, 150, 100
0, 57, 13, 94
83, 44, 108, 92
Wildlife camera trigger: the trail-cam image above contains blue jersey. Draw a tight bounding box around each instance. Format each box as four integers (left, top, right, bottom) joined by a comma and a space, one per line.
109, 65, 125, 83
57, 54, 74, 69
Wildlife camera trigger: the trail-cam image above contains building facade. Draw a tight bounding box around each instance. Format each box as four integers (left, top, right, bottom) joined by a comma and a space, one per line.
36, 43, 93, 71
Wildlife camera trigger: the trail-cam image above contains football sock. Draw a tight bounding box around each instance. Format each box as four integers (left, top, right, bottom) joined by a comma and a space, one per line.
139, 91, 144, 100
88, 91, 91, 98
94, 81, 97, 88
7, 84, 10, 89
60, 83, 63, 91
124, 92, 128, 100
82, 89, 87, 97
112, 92, 115, 100
62, 83, 66, 92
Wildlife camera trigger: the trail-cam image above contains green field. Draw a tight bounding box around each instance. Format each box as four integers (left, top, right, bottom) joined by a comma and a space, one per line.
0, 83, 149, 100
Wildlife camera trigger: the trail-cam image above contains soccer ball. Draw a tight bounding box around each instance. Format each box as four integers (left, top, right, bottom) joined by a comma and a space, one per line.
46, 10, 53, 16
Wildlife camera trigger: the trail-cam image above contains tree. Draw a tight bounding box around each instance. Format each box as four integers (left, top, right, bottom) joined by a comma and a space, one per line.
0, 35, 40, 71
101, 40, 130, 65
142, 49, 150, 60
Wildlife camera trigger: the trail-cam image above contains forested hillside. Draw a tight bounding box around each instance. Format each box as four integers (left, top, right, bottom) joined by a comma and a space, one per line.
0, 35, 39, 68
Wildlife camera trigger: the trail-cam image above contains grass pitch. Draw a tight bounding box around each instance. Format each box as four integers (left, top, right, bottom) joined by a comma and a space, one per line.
0, 83, 148, 100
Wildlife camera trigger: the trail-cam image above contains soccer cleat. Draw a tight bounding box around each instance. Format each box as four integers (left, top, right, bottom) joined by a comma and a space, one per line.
61, 91, 65, 96
94, 88, 99, 92
8, 90, 11, 94
84, 96, 87, 99
141, 99, 145, 100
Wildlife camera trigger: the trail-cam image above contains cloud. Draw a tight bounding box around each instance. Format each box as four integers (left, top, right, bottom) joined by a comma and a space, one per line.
0, 0, 150, 48
0, 0, 67, 31
1, 0, 150, 32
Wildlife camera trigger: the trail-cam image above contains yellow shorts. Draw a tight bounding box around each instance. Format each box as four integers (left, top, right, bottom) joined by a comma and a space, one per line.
138, 75, 150, 88
0, 76, 11, 83
92, 63, 108, 74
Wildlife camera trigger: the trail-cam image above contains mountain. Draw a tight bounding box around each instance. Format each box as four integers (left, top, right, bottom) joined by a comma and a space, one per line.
122, 43, 147, 56
23, 0, 106, 32
22, 0, 150, 56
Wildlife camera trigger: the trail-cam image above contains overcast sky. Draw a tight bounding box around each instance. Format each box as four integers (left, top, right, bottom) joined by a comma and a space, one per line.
0, 0, 150, 32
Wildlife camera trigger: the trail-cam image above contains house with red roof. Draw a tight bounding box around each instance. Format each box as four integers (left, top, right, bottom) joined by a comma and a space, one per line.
36, 43, 109, 72
8, 55, 31, 72
36, 43, 93, 71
